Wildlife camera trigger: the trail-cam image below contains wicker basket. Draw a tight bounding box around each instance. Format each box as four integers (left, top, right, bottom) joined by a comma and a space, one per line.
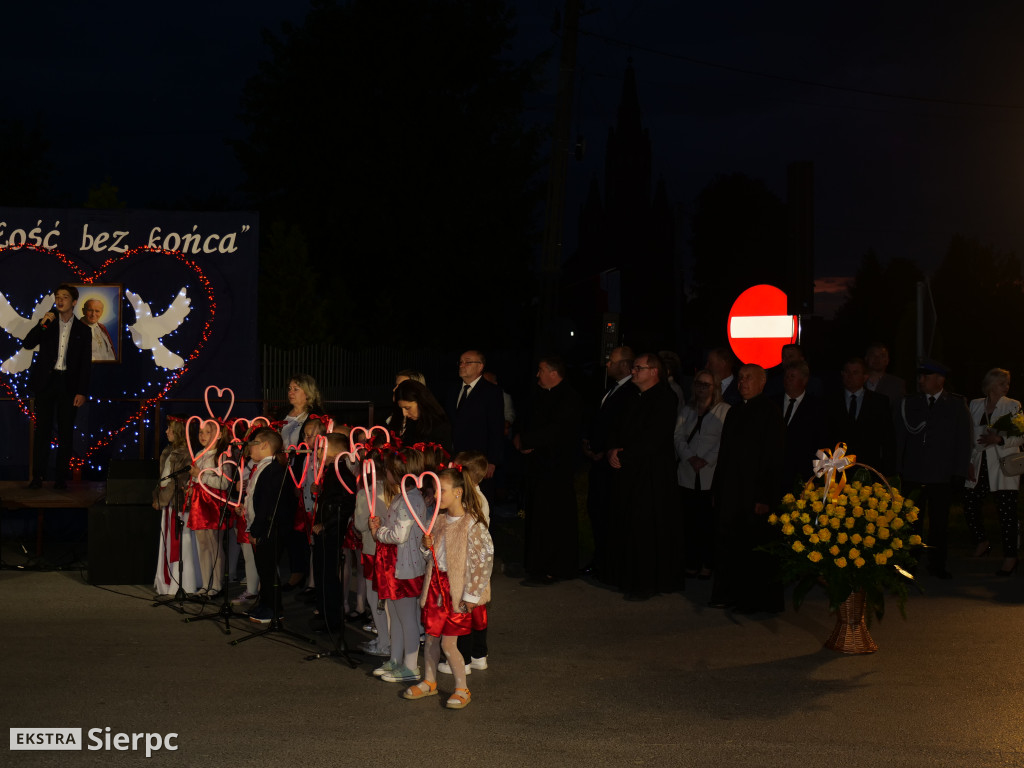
824, 589, 878, 654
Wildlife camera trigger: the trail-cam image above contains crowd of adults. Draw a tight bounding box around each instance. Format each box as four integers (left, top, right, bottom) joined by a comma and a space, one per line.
508, 343, 1020, 609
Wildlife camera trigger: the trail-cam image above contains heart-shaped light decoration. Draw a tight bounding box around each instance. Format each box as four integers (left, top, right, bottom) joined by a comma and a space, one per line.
197, 454, 243, 507
362, 457, 377, 518
204, 385, 235, 422
402, 471, 441, 536
332, 449, 360, 494
310, 433, 330, 492
231, 416, 270, 446
350, 424, 390, 449
185, 415, 222, 465
286, 441, 311, 488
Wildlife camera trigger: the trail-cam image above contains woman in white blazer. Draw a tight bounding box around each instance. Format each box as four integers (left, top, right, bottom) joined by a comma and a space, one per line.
674, 369, 730, 580
963, 368, 1022, 576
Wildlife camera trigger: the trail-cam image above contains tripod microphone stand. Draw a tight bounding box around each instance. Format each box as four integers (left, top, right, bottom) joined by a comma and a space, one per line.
232, 449, 315, 648
185, 469, 246, 633
305, 470, 361, 667
152, 467, 199, 614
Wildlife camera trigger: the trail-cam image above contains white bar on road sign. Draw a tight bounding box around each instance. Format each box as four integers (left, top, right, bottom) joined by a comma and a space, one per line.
729, 315, 794, 339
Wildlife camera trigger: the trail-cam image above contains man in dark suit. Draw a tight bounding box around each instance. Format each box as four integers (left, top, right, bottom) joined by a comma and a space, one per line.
582, 345, 635, 581
446, 349, 505, 483
712, 364, 786, 613
896, 359, 972, 579
780, 360, 826, 490
23, 283, 92, 489
707, 347, 741, 406
827, 356, 895, 475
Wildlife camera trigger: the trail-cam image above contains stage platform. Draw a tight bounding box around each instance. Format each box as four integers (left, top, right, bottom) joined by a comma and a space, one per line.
0, 480, 107, 556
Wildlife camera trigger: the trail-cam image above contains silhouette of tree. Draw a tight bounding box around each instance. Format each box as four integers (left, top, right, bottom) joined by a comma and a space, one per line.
235, 0, 544, 348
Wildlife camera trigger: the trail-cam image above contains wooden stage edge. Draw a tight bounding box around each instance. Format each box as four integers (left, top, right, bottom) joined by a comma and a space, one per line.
0, 480, 107, 510
0, 481, 108, 558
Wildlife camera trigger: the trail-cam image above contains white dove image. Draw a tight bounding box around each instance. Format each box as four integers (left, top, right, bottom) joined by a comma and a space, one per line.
126, 287, 191, 369
0, 292, 54, 374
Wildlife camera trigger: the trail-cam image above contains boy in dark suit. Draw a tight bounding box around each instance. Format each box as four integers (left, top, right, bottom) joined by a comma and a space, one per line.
23, 283, 92, 489
244, 428, 294, 624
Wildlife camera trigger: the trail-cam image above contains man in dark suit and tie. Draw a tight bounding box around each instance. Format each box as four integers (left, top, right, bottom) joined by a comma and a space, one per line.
896, 359, 972, 579
827, 356, 895, 475
23, 283, 92, 489
582, 345, 636, 580
446, 349, 505, 483
781, 360, 826, 490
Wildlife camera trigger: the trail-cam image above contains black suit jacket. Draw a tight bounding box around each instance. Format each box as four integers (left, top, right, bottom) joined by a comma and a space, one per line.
249, 458, 295, 541
587, 380, 638, 454
23, 315, 92, 396
446, 377, 505, 465
826, 388, 895, 475
782, 393, 827, 489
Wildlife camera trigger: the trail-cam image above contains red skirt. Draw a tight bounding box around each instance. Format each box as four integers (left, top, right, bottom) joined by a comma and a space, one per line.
373, 542, 423, 600
235, 511, 250, 545
185, 482, 228, 530
421, 569, 472, 638
361, 552, 375, 580
343, 518, 361, 551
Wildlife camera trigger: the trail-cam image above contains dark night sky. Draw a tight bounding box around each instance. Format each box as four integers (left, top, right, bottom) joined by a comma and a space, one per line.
6, 1, 1024, 313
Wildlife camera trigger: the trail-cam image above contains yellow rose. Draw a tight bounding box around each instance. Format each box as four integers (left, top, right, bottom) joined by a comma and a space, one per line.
874, 553, 888, 565
795, 500, 807, 510
837, 494, 848, 505
802, 524, 815, 536
782, 524, 795, 536
835, 557, 848, 568
809, 534, 820, 544
867, 497, 879, 509
850, 533, 863, 545
854, 557, 866, 568
863, 535, 876, 548
884, 548, 893, 558
782, 493, 796, 504
830, 517, 841, 530
818, 514, 829, 526
824, 503, 834, 514
812, 501, 824, 513
800, 513, 811, 524
829, 545, 840, 556
808, 551, 823, 563
908, 534, 922, 546
878, 527, 890, 540
906, 510, 919, 523
878, 501, 889, 512
818, 528, 831, 542
865, 523, 876, 534
792, 541, 805, 553
849, 548, 861, 559
768, 514, 779, 524
844, 517, 855, 529
837, 532, 848, 544
891, 518, 904, 530
891, 538, 903, 550
865, 508, 878, 522
780, 513, 791, 524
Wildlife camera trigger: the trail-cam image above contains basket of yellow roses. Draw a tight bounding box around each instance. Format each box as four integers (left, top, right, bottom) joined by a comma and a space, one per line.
767, 444, 920, 653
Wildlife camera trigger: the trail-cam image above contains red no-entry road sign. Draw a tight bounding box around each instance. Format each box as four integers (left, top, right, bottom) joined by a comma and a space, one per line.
727, 284, 798, 369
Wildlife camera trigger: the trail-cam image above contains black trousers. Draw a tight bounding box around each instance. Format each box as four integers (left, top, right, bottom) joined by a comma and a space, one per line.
33, 371, 78, 481
906, 481, 953, 572
312, 525, 342, 629
253, 529, 287, 614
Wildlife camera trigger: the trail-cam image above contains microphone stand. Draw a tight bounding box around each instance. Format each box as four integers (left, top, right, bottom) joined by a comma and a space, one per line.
152, 468, 199, 613
185, 462, 246, 634
306, 473, 360, 667
232, 450, 315, 648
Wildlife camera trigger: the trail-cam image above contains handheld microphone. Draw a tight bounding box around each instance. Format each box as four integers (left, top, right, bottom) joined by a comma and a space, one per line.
160, 465, 192, 481
40, 305, 56, 329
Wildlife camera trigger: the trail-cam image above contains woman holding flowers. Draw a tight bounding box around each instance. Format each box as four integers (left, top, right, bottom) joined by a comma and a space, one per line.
963, 368, 1023, 576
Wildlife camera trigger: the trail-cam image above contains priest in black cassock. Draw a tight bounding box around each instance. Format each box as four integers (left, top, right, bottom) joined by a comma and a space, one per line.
607, 352, 684, 600
711, 363, 786, 613
515, 356, 582, 584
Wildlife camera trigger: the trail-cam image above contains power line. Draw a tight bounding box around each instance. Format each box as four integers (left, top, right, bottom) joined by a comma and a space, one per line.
580, 29, 1024, 111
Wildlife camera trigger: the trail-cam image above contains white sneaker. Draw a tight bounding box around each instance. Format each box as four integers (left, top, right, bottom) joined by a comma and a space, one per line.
231, 591, 257, 605
437, 660, 470, 675
469, 656, 488, 671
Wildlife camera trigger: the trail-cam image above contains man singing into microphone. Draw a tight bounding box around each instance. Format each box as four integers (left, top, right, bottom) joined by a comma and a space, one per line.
23, 283, 92, 489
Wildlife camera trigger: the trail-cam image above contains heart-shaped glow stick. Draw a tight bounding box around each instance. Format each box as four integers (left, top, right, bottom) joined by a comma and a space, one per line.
203, 385, 235, 422
350, 424, 390, 449
198, 454, 243, 507
286, 441, 310, 488
402, 471, 441, 536
332, 450, 360, 494
185, 415, 222, 465
311, 434, 329, 491
362, 458, 377, 518
231, 416, 270, 445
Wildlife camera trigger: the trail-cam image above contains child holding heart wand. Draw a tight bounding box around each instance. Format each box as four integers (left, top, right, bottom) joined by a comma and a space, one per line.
403, 466, 494, 710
